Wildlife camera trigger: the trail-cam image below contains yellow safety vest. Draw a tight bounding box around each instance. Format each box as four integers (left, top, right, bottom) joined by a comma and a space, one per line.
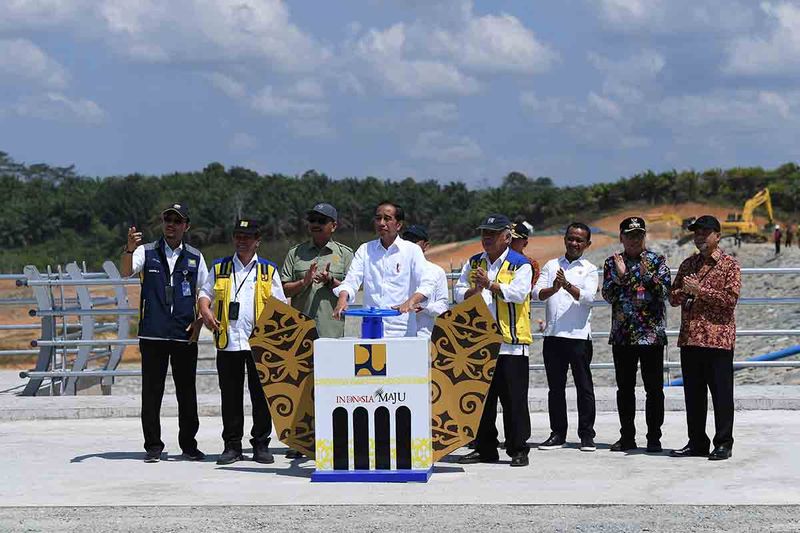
469, 251, 532, 345
212, 257, 275, 350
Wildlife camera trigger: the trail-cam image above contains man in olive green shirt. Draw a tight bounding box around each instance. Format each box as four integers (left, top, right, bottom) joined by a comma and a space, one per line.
281, 203, 354, 339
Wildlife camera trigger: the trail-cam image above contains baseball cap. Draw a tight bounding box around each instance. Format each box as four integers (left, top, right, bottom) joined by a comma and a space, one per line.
476, 214, 511, 231
510, 222, 530, 239
620, 216, 646, 233
402, 224, 429, 242
162, 203, 189, 221
307, 202, 338, 221
233, 218, 261, 235
687, 215, 721, 232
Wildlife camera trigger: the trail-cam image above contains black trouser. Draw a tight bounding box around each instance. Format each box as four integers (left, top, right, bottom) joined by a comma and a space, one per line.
475, 354, 531, 458
140, 339, 199, 454
543, 336, 595, 439
216, 350, 272, 451
776, 241, 781, 254
680, 346, 735, 451
612, 344, 665, 443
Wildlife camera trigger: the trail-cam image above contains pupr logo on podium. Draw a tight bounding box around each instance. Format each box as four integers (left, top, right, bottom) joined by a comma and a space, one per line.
249, 296, 503, 483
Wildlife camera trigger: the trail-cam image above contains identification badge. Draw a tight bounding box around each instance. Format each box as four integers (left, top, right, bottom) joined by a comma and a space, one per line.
181, 280, 191, 297
228, 301, 240, 320
636, 285, 645, 301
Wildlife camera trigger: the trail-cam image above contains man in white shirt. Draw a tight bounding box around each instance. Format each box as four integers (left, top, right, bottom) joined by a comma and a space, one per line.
532, 222, 598, 452
453, 214, 533, 467
121, 203, 209, 463
198, 219, 287, 466
332, 201, 434, 337
401, 224, 450, 337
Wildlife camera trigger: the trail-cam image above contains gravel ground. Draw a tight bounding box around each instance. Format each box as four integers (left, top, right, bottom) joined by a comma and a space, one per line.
1, 505, 799, 532
105, 239, 800, 395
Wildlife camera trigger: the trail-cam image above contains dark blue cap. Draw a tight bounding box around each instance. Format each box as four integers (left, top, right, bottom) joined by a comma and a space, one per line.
233, 218, 260, 235
162, 203, 189, 221
688, 215, 721, 232
307, 202, 338, 221
476, 214, 511, 231
402, 224, 429, 242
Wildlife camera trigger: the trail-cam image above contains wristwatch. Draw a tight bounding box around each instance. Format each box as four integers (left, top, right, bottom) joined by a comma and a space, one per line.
563, 280, 573, 290
122, 245, 135, 254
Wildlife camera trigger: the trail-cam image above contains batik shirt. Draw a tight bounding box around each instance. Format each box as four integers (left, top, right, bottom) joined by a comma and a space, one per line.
602, 250, 671, 345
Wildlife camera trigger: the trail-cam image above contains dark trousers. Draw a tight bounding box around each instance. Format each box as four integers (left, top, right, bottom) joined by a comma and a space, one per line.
612, 344, 665, 443
475, 354, 531, 458
543, 336, 596, 439
140, 339, 199, 454
216, 350, 272, 451
680, 346, 735, 451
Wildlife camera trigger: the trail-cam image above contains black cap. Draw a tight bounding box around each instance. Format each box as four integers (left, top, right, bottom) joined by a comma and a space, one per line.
476, 214, 511, 231
688, 215, 721, 232
162, 203, 189, 221
307, 202, 338, 221
402, 224, 429, 242
233, 218, 261, 235
620, 216, 646, 233
510, 223, 530, 239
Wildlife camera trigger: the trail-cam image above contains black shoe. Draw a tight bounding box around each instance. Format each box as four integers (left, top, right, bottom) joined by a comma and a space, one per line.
216, 447, 244, 465
670, 444, 709, 458
286, 449, 304, 459
610, 439, 637, 452
708, 446, 732, 461
253, 446, 275, 464
144, 450, 162, 463
538, 433, 567, 450
510, 454, 529, 467
181, 449, 206, 461
580, 438, 596, 452
458, 450, 499, 464
646, 440, 663, 453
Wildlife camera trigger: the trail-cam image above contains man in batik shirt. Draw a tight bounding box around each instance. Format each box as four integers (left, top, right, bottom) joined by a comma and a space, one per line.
602, 217, 671, 454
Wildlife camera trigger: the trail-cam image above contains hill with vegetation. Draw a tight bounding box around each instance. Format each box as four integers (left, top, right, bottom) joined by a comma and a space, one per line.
1, 150, 798, 271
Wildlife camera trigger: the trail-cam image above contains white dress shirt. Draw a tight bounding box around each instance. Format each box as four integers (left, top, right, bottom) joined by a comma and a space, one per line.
198, 253, 287, 352
333, 236, 435, 337
415, 261, 450, 338
532, 256, 598, 340
453, 248, 533, 355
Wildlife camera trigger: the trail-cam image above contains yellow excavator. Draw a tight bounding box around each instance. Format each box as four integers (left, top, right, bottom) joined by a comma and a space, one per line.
647, 213, 696, 243
721, 188, 774, 243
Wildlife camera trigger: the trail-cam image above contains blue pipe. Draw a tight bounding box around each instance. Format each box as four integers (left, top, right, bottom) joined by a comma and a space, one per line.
668, 344, 800, 386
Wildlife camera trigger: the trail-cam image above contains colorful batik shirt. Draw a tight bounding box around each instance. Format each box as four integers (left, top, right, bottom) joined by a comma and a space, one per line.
602, 250, 671, 345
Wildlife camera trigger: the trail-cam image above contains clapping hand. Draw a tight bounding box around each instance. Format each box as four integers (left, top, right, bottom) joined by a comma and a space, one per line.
682, 274, 701, 296
554, 268, 567, 289
314, 263, 332, 285
613, 253, 627, 277
473, 267, 491, 290
303, 263, 318, 287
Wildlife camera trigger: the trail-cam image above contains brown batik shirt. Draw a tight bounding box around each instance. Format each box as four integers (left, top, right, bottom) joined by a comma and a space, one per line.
670, 248, 741, 351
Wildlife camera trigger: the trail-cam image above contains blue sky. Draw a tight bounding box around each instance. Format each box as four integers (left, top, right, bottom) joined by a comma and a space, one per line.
1, 0, 799, 187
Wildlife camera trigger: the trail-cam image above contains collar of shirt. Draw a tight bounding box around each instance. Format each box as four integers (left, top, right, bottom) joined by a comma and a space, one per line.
307, 240, 333, 255
232, 252, 259, 270
558, 255, 590, 269
479, 247, 510, 276
163, 241, 184, 256
373, 235, 403, 253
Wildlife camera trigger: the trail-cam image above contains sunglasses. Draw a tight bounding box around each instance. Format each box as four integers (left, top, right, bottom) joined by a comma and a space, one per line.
163, 216, 185, 224
307, 215, 331, 224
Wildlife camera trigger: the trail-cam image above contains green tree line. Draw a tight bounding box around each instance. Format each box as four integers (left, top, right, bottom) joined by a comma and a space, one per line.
1, 151, 798, 271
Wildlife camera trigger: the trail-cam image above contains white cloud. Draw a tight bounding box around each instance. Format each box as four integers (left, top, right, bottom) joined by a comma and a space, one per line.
289, 117, 334, 138
0, 0, 89, 30
588, 92, 622, 119
205, 72, 247, 100
14, 92, 106, 125
251, 86, 327, 117
413, 102, 459, 122
593, 0, 755, 33
293, 79, 324, 100
654, 90, 800, 130
411, 130, 482, 163
725, 2, 800, 75
0, 39, 69, 89
429, 12, 557, 73
588, 49, 665, 103
229, 132, 257, 151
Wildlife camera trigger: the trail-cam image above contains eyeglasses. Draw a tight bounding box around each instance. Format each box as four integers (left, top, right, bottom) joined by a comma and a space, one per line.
307, 215, 331, 224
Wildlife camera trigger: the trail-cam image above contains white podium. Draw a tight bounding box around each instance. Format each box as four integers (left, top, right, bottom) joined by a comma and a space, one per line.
311, 335, 433, 482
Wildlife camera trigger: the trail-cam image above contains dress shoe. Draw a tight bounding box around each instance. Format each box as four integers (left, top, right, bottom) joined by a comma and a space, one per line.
708, 446, 732, 461
610, 439, 637, 452
253, 446, 275, 464
538, 433, 567, 450
181, 449, 206, 461
646, 440, 663, 453
510, 454, 529, 467
580, 438, 596, 452
144, 450, 162, 463
216, 447, 244, 465
286, 449, 304, 459
669, 444, 709, 458
457, 450, 499, 464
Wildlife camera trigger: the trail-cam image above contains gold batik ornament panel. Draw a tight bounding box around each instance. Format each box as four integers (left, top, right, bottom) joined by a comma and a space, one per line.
250, 296, 317, 459
430, 294, 502, 463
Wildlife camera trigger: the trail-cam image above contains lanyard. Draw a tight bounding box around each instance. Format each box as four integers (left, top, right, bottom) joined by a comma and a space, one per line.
231, 260, 257, 303
157, 241, 184, 287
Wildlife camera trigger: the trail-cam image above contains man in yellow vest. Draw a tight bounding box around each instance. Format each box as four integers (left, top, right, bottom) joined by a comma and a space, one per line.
198, 218, 287, 465
453, 214, 533, 467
